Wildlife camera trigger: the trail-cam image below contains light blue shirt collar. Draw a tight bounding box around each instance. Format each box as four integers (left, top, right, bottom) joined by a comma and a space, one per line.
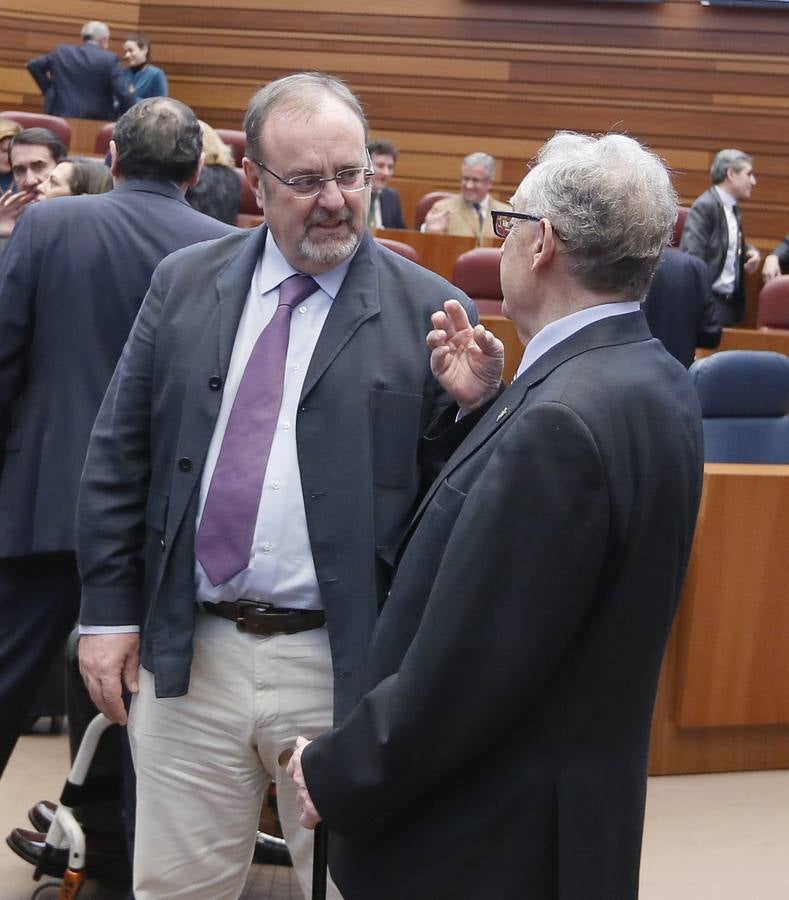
515, 301, 641, 380
258, 230, 354, 300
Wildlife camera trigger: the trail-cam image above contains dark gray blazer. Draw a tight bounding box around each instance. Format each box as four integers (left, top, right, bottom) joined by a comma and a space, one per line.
378, 186, 406, 229
27, 42, 131, 120
680, 187, 750, 319
0, 180, 235, 558
642, 247, 721, 368
303, 313, 703, 900
77, 228, 477, 721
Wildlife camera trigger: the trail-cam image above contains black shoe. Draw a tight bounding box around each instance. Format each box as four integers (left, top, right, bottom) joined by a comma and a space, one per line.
253, 831, 293, 867
6, 827, 131, 883
28, 799, 57, 833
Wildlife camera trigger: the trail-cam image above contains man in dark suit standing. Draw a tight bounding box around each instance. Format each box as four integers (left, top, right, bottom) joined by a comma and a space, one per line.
680, 147, 761, 326
367, 137, 406, 228
643, 246, 721, 367
76, 72, 480, 900
0, 97, 235, 778
27, 20, 131, 121
288, 132, 704, 900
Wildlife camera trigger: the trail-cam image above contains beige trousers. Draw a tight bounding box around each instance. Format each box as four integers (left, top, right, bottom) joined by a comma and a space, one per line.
128, 609, 341, 900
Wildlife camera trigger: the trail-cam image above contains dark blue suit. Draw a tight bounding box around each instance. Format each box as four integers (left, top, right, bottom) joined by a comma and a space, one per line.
642, 247, 722, 368
27, 41, 131, 120
0, 180, 235, 773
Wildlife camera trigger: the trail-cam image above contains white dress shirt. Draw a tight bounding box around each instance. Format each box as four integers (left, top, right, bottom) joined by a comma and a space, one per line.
711, 185, 739, 295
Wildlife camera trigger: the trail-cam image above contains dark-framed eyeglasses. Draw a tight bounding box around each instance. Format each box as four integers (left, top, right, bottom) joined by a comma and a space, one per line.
250, 152, 374, 200
490, 210, 547, 240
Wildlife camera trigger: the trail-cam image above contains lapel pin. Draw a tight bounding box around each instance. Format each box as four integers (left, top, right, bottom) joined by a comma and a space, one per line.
495, 406, 509, 422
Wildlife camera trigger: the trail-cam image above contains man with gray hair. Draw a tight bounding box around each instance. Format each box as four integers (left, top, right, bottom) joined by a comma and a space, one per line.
288, 131, 704, 900
76, 71, 481, 899
680, 147, 761, 325
27, 20, 130, 120
423, 150, 510, 242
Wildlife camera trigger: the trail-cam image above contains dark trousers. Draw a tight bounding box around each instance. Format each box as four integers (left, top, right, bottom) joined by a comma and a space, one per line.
712, 292, 743, 327
0, 552, 80, 776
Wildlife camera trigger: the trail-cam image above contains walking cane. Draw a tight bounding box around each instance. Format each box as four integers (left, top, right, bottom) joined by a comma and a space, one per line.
312, 822, 328, 900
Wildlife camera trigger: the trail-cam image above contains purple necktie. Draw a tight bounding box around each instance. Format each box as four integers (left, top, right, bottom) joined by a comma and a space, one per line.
196, 274, 318, 586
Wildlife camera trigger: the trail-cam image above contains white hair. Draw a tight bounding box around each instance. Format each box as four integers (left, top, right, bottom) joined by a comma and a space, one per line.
519, 131, 677, 299
81, 21, 110, 42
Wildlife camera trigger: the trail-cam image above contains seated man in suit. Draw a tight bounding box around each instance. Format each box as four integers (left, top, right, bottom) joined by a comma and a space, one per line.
760, 234, 789, 283
680, 148, 761, 326
0, 127, 66, 241
423, 151, 510, 243
643, 246, 721, 367
367, 137, 406, 229
288, 131, 704, 900
27, 20, 131, 121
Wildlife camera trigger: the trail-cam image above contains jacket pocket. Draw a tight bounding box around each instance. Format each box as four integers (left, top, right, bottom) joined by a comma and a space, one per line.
370, 388, 423, 488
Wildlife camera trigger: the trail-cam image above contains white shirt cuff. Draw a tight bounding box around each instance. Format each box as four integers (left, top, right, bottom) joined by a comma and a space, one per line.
79, 625, 141, 634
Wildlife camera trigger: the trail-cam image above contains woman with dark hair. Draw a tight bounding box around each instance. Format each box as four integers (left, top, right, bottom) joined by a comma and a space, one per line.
38, 157, 113, 199
121, 34, 168, 102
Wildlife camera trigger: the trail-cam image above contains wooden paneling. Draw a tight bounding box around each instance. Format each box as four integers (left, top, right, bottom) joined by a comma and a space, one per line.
649, 464, 789, 774
1, 0, 789, 326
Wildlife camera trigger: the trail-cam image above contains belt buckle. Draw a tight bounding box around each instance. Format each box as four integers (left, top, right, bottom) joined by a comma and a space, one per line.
235, 599, 273, 633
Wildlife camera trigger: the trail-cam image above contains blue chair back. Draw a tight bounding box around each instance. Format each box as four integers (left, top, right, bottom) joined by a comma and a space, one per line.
689, 350, 789, 463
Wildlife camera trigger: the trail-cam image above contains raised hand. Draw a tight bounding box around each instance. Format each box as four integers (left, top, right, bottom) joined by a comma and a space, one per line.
427, 299, 504, 412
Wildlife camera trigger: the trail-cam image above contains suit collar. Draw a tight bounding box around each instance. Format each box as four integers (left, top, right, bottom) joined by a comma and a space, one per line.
112, 178, 189, 201
211, 226, 381, 397
410, 311, 652, 526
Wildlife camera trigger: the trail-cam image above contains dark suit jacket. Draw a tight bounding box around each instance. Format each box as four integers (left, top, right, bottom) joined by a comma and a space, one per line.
771, 234, 789, 273
377, 186, 406, 229
27, 42, 131, 120
303, 312, 703, 900
642, 247, 721, 367
680, 187, 751, 321
0, 180, 235, 558
77, 229, 477, 722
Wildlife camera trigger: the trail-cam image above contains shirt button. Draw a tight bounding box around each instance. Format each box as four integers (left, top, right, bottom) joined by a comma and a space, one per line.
298, 306, 307, 314
282, 421, 291, 430
208, 376, 222, 390
292, 363, 300, 371
272, 480, 281, 491
178, 457, 192, 472
262, 542, 272, 552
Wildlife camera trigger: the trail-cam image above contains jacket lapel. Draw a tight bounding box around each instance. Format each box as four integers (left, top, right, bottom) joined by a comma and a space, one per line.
301, 232, 381, 400
406, 312, 652, 533
166, 227, 267, 542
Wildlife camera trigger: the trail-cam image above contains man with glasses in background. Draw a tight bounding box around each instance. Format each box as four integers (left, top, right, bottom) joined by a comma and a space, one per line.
423, 150, 511, 243
76, 71, 487, 900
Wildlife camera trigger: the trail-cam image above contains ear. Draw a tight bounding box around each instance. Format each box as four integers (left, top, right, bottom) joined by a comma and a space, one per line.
184, 152, 204, 189
242, 156, 265, 211
530, 219, 558, 272
109, 140, 119, 180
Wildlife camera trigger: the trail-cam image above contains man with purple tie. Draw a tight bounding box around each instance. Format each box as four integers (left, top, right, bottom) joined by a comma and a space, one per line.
76, 72, 487, 900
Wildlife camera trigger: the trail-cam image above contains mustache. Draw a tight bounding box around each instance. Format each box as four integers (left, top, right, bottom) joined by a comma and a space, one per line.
306, 208, 353, 227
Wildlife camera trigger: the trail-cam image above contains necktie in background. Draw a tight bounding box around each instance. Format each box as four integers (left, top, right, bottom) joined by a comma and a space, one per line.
368, 192, 379, 229
472, 202, 484, 230
196, 274, 318, 585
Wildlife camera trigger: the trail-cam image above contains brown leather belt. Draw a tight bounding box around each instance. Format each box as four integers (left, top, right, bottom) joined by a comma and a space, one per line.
202, 600, 325, 635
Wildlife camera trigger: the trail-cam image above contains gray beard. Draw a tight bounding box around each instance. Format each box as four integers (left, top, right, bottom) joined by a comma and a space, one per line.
299, 227, 360, 267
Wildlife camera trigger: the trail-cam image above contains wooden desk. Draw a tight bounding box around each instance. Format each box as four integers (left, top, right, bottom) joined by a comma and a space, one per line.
648, 463, 789, 774
697, 327, 789, 359
479, 315, 521, 384
66, 117, 112, 155
374, 228, 476, 281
